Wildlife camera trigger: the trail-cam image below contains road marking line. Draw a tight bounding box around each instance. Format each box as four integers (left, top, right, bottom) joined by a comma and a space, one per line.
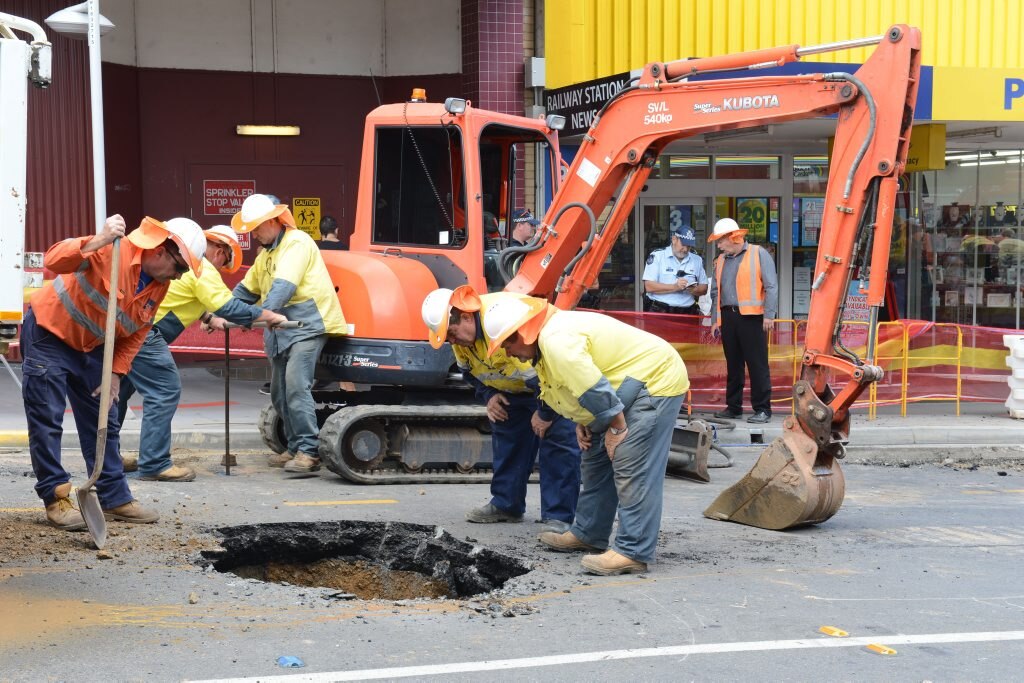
189, 630, 1024, 682
281, 500, 398, 507
0, 508, 38, 513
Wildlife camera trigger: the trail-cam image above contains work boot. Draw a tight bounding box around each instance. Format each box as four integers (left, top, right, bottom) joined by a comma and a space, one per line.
121, 455, 138, 473
746, 411, 771, 424
44, 483, 87, 531
103, 500, 160, 524
466, 503, 523, 523
140, 465, 196, 482
284, 452, 321, 473
267, 451, 294, 468
580, 549, 648, 576
538, 518, 571, 533
538, 530, 600, 552
713, 409, 742, 419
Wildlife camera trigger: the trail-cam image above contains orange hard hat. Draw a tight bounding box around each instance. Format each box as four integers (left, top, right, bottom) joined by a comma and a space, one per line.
127, 216, 204, 276
204, 225, 243, 274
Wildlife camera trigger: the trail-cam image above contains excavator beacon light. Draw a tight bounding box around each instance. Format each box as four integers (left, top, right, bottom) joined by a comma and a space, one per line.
545, 114, 566, 131
410, 88, 427, 102
444, 97, 467, 115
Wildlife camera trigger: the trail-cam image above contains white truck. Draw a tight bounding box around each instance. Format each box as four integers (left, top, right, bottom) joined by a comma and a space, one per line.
0, 12, 51, 355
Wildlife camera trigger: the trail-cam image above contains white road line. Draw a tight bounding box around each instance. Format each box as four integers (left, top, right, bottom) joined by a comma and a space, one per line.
190, 630, 1024, 683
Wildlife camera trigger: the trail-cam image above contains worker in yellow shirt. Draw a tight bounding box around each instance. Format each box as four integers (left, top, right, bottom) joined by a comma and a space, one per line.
483, 297, 689, 576
117, 226, 285, 481
231, 194, 347, 473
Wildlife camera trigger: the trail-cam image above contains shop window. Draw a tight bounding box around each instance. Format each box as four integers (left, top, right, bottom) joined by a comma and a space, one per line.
714, 155, 780, 180
652, 155, 711, 179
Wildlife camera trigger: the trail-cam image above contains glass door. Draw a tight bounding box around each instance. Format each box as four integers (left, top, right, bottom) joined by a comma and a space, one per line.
639, 199, 710, 309
714, 195, 781, 301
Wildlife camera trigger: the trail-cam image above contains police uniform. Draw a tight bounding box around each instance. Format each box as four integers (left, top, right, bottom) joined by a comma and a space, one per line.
642, 247, 707, 314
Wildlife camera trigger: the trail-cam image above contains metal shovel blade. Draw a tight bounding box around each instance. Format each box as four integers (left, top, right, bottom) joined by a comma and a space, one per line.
703, 429, 845, 530
77, 485, 107, 549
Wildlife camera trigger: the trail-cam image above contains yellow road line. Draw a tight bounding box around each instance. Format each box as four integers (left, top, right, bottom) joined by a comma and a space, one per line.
282, 499, 398, 507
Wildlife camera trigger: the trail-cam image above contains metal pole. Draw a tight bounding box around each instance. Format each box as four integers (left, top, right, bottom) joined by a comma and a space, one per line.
224, 327, 231, 475
87, 0, 106, 230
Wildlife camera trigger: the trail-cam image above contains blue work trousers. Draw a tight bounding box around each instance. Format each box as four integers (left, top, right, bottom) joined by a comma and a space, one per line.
489, 392, 581, 522
570, 389, 685, 564
117, 328, 181, 476
269, 335, 327, 457
20, 309, 133, 509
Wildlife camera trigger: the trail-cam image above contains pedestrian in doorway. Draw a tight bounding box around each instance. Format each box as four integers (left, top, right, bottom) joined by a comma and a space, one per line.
231, 194, 348, 473
22, 214, 206, 530
708, 218, 778, 424
642, 225, 708, 314
483, 296, 689, 576
318, 215, 347, 250
422, 286, 581, 532
117, 226, 287, 481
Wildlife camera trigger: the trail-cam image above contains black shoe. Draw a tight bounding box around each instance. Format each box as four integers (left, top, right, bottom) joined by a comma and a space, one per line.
713, 409, 742, 419
747, 411, 771, 424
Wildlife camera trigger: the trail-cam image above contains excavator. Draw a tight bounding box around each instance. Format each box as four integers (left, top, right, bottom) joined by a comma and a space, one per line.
258, 25, 921, 531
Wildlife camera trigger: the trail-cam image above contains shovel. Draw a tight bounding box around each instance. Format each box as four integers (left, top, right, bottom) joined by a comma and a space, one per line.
77, 237, 121, 549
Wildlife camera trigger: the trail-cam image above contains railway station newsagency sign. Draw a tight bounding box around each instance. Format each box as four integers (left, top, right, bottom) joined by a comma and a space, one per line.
545, 71, 633, 137
204, 179, 255, 216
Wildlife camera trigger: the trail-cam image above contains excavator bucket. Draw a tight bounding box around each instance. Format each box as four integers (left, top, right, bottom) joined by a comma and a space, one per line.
703, 425, 845, 530
666, 421, 712, 483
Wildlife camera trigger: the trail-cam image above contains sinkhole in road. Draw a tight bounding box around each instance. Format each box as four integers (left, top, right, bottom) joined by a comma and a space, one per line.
201, 521, 531, 600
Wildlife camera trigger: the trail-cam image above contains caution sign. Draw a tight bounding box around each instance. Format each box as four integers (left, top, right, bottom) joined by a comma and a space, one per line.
293, 197, 321, 239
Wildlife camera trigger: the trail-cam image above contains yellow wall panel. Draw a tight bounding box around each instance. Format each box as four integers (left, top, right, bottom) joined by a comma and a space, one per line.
546, 0, 1024, 89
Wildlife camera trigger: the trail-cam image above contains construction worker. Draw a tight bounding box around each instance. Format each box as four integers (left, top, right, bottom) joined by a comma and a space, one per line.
482, 297, 689, 576
422, 286, 581, 530
117, 226, 287, 481
231, 194, 347, 473
708, 218, 778, 424
642, 225, 708, 314
21, 214, 206, 531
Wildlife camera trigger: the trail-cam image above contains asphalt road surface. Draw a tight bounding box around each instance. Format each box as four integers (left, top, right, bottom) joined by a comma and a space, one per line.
1, 447, 1022, 682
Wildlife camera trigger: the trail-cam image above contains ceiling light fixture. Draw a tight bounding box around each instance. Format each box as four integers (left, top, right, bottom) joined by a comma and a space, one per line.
236, 125, 301, 136
945, 126, 1002, 140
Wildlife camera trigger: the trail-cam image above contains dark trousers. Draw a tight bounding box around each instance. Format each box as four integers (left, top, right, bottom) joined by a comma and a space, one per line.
720, 307, 772, 414
20, 309, 133, 509
489, 392, 581, 523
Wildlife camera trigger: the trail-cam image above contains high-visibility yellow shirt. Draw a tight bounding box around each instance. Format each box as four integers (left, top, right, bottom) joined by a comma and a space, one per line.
235, 228, 346, 355
535, 310, 689, 429
452, 292, 537, 395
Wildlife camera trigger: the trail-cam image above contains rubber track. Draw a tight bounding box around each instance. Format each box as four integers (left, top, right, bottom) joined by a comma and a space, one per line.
319, 403, 496, 484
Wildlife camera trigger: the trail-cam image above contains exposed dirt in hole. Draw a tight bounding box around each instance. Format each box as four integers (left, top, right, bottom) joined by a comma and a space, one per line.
203, 520, 532, 599
232, 558, 451, 600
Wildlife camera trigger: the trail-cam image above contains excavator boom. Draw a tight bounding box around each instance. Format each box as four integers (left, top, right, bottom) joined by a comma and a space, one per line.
507, 26, 922, 529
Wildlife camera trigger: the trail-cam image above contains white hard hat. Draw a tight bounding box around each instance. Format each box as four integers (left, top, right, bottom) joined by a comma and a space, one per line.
422, 288, 455, 349
165, 217, 207, 275
231, 193, 296, 233
481, 296, 550, 356
204, 225, 243, 274
708, 217, 747, 242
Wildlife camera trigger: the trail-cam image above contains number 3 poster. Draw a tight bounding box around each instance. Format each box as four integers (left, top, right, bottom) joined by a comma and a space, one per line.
737, 197, 768, 240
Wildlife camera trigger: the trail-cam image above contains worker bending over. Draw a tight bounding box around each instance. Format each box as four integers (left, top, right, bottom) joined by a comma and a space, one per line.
22, 215, 205, 530
483, 297, 688, 576
231, 194, 347, 473
117, 225, 286, 481
422, 286, 580, 531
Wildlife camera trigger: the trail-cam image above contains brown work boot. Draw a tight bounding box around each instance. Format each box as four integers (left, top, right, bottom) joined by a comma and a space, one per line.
45, 483, 86, 531
103, 500, 160, 524
580, 549, 648, 576
267, 451, 294, 468
121, 455, 138, 472
538, 530, 601, 553
140, 465, 196, 482
284, 452, 321, 473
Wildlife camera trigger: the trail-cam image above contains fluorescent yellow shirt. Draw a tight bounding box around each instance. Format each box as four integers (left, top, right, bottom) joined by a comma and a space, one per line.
534, 310, 689, 428
452, 292, 537, 395
155, 257, 231, 327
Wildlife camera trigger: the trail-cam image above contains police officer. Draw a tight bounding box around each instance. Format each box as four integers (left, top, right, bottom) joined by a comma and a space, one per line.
642, 225, 708, 315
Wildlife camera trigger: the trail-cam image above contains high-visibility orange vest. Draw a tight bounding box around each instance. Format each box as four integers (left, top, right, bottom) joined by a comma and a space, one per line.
714, 245, 765, 316
29, 236, 169, 375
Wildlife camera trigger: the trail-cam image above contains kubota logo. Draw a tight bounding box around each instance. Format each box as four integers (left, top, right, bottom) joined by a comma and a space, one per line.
722, 94, 780, 111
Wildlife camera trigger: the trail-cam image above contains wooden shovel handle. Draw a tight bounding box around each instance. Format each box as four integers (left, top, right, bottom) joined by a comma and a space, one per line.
84, 237, 120, 490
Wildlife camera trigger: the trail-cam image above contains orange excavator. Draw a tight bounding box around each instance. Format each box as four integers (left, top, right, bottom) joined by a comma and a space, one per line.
259, 26, 921, 531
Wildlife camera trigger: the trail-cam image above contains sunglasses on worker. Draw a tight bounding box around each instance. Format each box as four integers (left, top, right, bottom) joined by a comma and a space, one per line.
163, 242, 189, 274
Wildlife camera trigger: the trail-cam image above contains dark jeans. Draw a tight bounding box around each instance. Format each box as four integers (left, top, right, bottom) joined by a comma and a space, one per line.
20, 309, 133, 508
720, 307, 772, 415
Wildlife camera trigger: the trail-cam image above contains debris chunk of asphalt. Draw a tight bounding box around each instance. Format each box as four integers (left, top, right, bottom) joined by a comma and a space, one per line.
188, 592, 200, 604
96, 550, 113, 560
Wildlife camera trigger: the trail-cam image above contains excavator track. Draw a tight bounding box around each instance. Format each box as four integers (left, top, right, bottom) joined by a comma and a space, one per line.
318, 403, 497, 484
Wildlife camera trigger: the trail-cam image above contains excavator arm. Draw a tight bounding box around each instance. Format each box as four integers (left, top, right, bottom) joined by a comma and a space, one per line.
506, 25, 922, 530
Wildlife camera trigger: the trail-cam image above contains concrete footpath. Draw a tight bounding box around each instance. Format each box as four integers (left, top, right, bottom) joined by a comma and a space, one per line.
1, 364, 1023, 464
